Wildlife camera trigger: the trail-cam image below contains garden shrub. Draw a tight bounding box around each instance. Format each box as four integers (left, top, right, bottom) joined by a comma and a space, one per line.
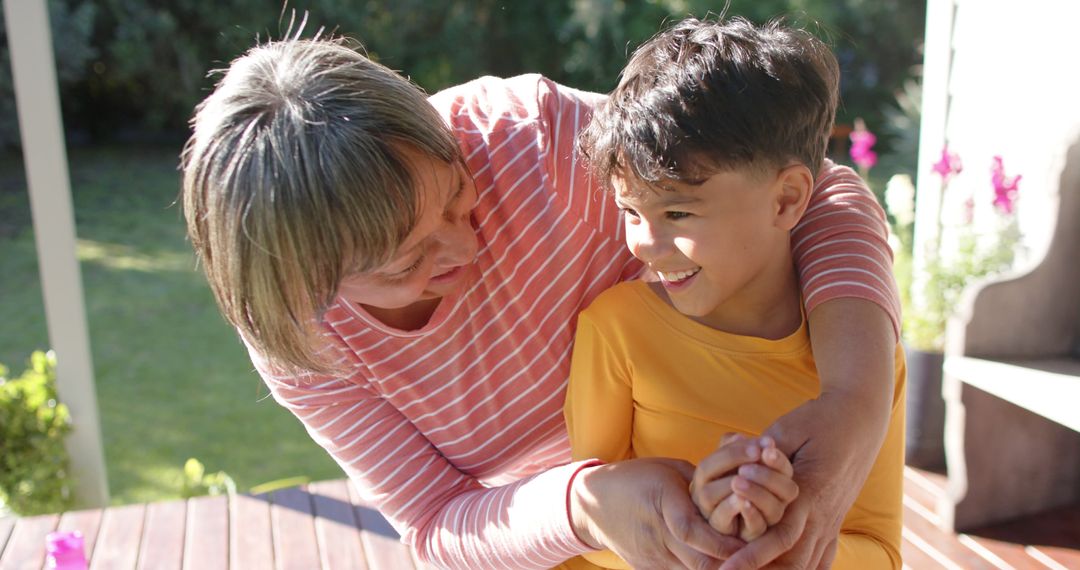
0, 350, 74, 515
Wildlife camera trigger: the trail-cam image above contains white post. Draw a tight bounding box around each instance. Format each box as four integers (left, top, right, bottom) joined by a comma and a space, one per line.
3, 0, 109, 508
911, 0, 958, 304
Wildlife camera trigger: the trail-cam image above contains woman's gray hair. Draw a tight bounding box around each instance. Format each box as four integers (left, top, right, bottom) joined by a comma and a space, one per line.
182, 37, 459, 373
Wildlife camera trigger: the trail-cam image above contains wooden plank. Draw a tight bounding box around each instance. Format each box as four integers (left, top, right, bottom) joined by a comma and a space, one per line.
904, 467, 947, 513
0, 513, 59, 570
903, 468, 1041, 569
958, 533, 1049, 569
230, 493, 274, 570
945, 357, 1080, 432
903, 502, 997, 569
901, 531, 948, 569
309, 480, 367, 570
271, 486, 320, 570
970, 502, 1080, 569
1026, 545, 1080, 570
90, 503, 145, 570
56, 508, 103, 560
183, 495, 228, 570
347, 482, 415, 570
136, 500, 186, 570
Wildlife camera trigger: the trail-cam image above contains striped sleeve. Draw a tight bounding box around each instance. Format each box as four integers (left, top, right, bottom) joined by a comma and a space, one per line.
247, 341, 597, 569
534, 77, 642, 282
793, 161, 902, 339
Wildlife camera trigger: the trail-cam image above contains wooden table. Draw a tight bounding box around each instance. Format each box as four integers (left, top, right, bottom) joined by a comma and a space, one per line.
2, 470, 1078, 569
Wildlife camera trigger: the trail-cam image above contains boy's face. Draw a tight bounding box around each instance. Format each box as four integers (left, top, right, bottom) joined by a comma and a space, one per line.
337, 149, 479, 314
613, 167, 797, 332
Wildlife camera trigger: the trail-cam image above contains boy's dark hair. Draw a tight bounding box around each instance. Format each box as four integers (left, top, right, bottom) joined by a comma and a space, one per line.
579, 16, 839, 186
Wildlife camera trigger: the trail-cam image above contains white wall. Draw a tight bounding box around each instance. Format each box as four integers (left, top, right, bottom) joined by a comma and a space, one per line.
915, 0, 1080, 276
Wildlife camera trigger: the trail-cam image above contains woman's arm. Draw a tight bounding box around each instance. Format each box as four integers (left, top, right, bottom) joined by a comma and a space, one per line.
249, 342, 592, 570
721, 164, 900, 569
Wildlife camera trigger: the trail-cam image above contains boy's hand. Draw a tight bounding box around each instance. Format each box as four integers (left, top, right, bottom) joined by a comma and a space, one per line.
730, 440, 798, 540
690, 434, 798, 541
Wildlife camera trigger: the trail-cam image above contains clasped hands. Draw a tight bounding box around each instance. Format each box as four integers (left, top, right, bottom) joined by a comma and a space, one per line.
690, 434, 799, 544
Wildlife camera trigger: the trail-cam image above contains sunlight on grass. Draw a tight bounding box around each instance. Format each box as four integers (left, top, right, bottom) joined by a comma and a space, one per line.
77, 239, 192, 272
122, 463, 186, 504
0, 145, 344, 507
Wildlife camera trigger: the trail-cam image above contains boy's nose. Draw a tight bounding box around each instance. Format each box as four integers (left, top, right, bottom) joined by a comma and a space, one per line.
628, 223, 671, 263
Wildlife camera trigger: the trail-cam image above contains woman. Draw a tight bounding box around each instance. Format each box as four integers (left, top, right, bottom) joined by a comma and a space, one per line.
182, 36, 899, 569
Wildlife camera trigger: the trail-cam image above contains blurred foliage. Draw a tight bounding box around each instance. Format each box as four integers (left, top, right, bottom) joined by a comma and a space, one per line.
179, 456, 310, 499
902, 221, 1021, 351
179, 457, 235, 499
0, 350, 74, 516
0, 0, 98, 148
0, 0, 924, 161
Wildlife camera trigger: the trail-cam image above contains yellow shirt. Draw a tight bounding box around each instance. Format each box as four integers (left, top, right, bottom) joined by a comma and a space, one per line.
562, 281, 905, 569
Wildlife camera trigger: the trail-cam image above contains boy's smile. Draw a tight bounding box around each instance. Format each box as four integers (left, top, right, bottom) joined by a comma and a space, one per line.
613, 166, 807, 339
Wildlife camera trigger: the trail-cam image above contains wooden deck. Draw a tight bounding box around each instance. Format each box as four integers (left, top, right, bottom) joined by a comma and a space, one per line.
1, 468, 1077, 569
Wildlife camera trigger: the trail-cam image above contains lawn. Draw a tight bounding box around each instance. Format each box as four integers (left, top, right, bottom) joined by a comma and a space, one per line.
0, 145, 342, 505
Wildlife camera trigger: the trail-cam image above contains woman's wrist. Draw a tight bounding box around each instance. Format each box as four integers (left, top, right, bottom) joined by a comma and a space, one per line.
568, 463, 604, 550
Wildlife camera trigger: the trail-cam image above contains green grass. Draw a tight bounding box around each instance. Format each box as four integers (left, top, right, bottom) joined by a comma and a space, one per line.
0, 146, 341, 505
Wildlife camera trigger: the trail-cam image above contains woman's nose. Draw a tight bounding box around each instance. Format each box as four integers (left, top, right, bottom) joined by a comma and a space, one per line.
434, 214, 478, 264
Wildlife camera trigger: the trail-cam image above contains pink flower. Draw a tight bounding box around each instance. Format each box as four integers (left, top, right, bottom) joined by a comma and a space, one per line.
932, 146, 963, 181
849, 119, 878, 170
990, 156, 1021, 214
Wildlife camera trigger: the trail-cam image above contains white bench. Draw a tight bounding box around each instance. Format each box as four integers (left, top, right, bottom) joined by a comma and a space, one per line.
938, 139, 1080, 531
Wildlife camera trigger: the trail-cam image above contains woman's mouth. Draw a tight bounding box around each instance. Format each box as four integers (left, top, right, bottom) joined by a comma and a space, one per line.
429, 264, 466, 285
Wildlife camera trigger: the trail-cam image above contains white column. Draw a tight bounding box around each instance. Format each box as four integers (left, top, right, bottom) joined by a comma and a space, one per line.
3, 0, 109, 508
911, 0, 958, 305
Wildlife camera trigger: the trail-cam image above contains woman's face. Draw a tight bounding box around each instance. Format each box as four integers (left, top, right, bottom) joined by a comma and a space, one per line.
337, 147, 479, 317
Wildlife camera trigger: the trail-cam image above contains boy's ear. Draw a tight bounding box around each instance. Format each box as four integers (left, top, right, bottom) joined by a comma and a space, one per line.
774, 164, 814, 231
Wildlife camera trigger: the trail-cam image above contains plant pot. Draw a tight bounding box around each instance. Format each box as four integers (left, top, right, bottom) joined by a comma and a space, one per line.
903, 346, 946, 470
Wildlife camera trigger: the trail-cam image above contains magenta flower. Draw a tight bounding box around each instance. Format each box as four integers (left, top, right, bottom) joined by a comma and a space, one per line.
849, 120, 878, 170
990, 156, 1021, 214
932, 146, 963, 181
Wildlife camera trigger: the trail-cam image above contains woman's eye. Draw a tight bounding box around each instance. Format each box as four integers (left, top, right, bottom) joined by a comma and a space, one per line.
393, 254, 425, 278
666, 211, 691, 220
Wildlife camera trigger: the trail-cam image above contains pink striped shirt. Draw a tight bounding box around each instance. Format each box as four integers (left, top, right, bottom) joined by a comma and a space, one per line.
250, 74, 899, 569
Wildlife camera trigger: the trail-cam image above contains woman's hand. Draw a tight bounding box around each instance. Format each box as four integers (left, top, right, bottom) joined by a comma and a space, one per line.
571, 457, 744, 569
719, 391, 888, 569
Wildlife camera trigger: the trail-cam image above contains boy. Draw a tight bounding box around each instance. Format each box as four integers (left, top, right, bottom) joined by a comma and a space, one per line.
566, 16, 906, 569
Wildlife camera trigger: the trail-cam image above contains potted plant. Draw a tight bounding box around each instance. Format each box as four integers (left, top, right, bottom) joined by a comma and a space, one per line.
884, 146, 1022, 469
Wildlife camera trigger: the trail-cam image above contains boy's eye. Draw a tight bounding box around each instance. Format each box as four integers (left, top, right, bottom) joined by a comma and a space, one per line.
666, 211, 691, 220
619, 207, 639, 218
